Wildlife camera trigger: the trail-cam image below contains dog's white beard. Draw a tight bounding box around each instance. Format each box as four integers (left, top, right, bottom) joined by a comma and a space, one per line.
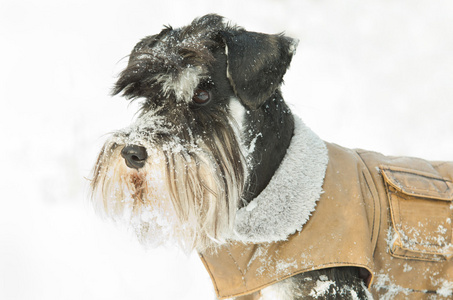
91, 139, 242, 253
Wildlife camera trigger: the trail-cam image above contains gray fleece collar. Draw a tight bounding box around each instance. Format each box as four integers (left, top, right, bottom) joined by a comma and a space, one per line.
231, 116, 329, 243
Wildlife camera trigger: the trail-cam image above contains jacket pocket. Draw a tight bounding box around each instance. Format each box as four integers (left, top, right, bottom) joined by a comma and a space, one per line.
380, 165, 453, 261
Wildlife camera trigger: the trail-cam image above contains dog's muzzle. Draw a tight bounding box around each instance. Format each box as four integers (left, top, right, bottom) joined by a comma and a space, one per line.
121, 145, 148, 169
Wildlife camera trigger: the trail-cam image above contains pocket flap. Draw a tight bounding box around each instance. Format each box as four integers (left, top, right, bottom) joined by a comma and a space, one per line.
380, 166, 453, 201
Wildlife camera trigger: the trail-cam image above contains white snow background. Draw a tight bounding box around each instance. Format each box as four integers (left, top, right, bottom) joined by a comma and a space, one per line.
1, 0, 452, 299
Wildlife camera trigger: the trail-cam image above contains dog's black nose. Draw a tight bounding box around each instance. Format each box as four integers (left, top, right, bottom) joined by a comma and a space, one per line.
121, 145, 148, 169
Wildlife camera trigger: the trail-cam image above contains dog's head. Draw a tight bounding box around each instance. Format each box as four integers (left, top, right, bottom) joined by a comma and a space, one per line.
91, 14, 298, 251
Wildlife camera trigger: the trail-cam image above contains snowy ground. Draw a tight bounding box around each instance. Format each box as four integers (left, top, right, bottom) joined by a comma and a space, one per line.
1, 0, 452, 299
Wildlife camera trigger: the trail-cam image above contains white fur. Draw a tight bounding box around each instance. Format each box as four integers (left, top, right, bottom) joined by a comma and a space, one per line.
158, 66, 205, 103
260, 277, 299, 300
289, 38, 300, 55
224, 44, 238, 97
93, 108, 245, 252
228, 96, 249, 161
231, 116, 329, 243
228, 96, 245, 133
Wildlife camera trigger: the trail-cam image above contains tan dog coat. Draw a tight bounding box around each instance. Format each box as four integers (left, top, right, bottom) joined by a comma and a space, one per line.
200, 142, 453, 299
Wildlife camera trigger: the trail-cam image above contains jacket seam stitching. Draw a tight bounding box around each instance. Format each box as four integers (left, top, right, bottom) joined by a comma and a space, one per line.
226, 248, 248, 289
381, 167, 453, 182
355, 151, 381, 256
361, 170, 377, 242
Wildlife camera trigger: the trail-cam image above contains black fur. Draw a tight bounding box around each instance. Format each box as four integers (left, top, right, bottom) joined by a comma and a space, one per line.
241, 91, 294, 203
221, 30, 296, 109
287, 267, 370, 299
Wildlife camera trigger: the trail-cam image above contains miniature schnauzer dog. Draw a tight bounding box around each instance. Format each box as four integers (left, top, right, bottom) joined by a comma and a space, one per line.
91, 14, 372, 299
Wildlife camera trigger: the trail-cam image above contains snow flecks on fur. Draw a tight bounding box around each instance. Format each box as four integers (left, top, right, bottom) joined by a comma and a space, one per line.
91, 142, 178, 248
309, 275, 336, 298
246, 132, 262, 159
339, 282, 373, 300
91, 107, 245, 252
232, 117, 329, 243
260, 277, 299, 300
158, 66, 206, 103
260, 275, 371, 300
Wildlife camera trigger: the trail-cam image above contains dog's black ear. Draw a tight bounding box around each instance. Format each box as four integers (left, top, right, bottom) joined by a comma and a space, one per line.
220, 30, 298, 109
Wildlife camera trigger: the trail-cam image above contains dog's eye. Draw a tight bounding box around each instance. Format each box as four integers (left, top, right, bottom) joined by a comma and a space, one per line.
192, 89, 211, 105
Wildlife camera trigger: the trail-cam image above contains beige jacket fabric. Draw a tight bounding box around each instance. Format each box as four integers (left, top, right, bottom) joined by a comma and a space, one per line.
199, 142, 453, 299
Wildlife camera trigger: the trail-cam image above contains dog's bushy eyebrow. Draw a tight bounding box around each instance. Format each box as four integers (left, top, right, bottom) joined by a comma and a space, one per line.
112, 14, 231, 101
